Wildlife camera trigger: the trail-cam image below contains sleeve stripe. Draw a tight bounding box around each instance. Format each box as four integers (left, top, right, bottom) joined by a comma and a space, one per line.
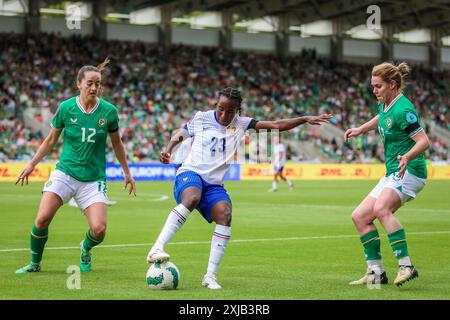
409, 127, 423, 138
184, 123, 193, 136
247, 119, 258, 130
405, 122, 420, 135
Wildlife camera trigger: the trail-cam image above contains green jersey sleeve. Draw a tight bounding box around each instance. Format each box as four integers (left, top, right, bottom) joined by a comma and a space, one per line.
108, 107, 119, 132
51, 104, 65, 129
396, 106, 422, 137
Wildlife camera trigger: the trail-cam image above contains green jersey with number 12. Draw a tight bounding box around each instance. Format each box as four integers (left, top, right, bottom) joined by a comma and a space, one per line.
377, 94, 427, 179
51, 96, 119, 182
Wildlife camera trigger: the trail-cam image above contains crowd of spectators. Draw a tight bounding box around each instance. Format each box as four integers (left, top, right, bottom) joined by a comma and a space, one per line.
1, 33, 448, 163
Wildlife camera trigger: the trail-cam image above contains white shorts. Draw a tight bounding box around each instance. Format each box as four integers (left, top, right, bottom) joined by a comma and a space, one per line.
43, 170, 109, 211
369, 170, 426, 205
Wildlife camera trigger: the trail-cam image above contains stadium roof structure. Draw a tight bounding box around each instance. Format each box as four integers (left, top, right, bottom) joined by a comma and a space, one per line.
39, 0, 450, 36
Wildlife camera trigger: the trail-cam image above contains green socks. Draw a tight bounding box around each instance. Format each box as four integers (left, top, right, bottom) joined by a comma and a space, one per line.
82, 230, 103, 251
30, 225, 48, 264
360, 230, 382, 261
388, 229, 409, 260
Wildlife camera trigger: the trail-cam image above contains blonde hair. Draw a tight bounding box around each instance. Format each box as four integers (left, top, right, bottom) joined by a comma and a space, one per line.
372, 62, 410, 91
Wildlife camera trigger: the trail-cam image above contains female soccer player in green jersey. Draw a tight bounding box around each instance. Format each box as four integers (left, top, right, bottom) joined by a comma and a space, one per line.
15, 58, 136, 274
344, 62, 430, 287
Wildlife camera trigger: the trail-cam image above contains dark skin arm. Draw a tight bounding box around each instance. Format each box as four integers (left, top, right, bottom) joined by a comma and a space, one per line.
255, 114, 334, 132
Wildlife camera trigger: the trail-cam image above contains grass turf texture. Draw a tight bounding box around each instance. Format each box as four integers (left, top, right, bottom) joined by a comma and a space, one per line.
0, 180, 449, 300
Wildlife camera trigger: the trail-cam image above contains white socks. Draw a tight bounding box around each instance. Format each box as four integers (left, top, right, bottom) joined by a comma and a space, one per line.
272, 181, 277, 190
287, 180, 293, 187
399, 256, 412, 266
153, 204, 191, 250
367, 260, 384, 275
206, 224, 231, 277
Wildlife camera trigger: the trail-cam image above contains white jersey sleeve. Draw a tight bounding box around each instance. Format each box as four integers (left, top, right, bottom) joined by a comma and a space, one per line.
171, 137, 193, 165
184, 111, 202, 137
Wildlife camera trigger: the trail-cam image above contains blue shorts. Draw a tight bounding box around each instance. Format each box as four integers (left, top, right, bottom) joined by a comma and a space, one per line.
173, 171, 232, 223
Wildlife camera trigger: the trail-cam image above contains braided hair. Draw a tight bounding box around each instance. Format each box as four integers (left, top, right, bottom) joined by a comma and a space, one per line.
219, 87, 243, 114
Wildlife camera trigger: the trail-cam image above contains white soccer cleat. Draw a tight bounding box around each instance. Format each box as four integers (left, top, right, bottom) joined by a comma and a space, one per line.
146, 248, 170, 264
202, 274, 222, 290
105, 199, 117, 206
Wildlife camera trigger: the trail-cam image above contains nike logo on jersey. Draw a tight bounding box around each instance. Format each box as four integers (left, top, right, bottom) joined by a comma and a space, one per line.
70, 118, 78, 123
183, 177, 188, 182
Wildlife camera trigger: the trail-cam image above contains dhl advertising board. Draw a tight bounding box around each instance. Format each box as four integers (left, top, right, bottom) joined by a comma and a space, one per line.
241, 164, 450, 180
1, 163, 449, 182
0, 163, 55, 182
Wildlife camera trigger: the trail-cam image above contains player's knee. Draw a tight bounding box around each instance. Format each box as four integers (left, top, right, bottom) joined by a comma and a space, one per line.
351, 210, 362, 225
34, 216, 51, 229
217, 208, 232, 226
90, 224, 107, 239
183, 195, 201, 211
373, 204, 391, 222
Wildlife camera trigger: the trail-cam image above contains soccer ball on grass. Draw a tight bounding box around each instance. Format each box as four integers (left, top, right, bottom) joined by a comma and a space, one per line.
146, 261, 180, 290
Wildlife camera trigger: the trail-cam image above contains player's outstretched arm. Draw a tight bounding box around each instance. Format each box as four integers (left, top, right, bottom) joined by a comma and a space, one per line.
160, 127, 190, 164
344, 115, 379, 142
255, 114, 334, 132
16, 128, 62, 186
109, 130, 136, 196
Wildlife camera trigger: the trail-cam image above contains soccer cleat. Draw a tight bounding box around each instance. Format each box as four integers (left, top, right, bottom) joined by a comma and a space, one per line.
80, 241, 92, 272
394, 265, 418, 286
105, 199, 117, 206
202, 274, 222, 290
15, 262, 41, 274
267, 188, 277, 192
349, 269, 388, 285
288, 183, 294, 192
146, 248, 170, 264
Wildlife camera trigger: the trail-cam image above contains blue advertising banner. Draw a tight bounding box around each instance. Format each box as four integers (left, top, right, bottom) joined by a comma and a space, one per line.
106, 163, 241, 181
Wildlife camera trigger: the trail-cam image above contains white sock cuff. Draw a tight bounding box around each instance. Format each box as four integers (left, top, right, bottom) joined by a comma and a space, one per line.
367, 260, 383, 267
214, 224, 231, 238
173, 203, 191, 218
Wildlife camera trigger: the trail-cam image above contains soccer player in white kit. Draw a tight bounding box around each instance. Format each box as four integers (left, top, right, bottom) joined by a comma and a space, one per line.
268, 139, 294, 192
147, 87, 333, 289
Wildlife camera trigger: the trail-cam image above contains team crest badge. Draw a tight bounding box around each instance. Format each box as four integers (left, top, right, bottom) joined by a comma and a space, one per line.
97, 118, 108, 127
385, 117, 392, 128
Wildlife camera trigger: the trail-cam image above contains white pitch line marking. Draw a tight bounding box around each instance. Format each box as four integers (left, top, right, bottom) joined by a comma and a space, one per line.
1, 230, 450, 253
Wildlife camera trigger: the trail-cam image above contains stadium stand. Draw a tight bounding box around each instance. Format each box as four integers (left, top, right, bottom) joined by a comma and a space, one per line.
0, 32, 448, 163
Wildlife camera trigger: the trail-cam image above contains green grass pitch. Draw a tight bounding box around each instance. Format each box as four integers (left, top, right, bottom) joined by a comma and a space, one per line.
0, 180, 449, 300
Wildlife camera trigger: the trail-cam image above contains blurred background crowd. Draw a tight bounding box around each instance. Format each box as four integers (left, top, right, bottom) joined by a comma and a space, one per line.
1, 33, 448, 163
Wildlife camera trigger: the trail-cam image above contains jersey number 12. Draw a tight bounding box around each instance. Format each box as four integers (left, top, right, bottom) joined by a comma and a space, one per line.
81, 128, 96, 143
